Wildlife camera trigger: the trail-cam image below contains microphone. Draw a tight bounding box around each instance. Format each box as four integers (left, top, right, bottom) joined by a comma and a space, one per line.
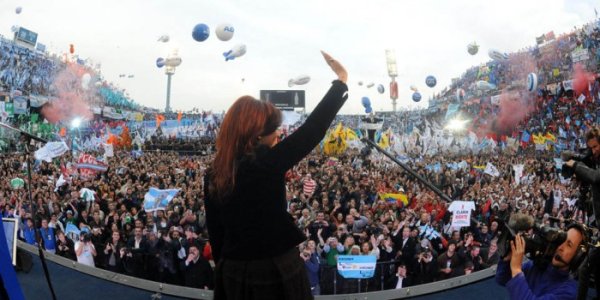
554, 254, 567, 265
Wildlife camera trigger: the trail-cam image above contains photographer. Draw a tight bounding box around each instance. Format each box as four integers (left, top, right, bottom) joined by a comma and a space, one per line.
75, 232, 97, 267
301, 240, 321, 296
495, 224, 586, 299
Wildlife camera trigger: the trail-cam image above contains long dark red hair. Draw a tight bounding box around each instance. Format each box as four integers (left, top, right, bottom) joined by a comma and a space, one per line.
210, 96, 281, 200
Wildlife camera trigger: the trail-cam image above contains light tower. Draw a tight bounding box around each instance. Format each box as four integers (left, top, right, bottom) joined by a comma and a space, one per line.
164, 50, 182, 113
385, 49, 399, 112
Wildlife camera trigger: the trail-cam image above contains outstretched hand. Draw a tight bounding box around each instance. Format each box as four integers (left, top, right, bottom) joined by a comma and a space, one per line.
510, 234, 525, 277
321, 51, 347, 83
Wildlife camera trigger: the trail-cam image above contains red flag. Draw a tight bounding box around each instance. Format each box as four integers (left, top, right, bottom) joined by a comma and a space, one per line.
156, 114, 165, 128
177, 112, 183, 124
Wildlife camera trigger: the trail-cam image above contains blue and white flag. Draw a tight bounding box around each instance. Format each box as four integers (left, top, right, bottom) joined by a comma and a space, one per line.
143, 188, 180, 212
337, 255, 377, 279
64, 223, 80, 241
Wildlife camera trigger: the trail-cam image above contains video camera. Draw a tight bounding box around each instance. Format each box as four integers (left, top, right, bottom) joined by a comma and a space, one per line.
497, 213, 568, 268
561, 149, 593, 178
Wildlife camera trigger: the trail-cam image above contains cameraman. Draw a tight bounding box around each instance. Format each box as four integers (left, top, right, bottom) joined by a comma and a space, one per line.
564, 127, 600, 219
495, 225, 586, 299
564, 127, 600, 300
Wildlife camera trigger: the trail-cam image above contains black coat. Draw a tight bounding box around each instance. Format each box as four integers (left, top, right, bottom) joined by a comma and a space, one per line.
205, 80, 348, 262
387, 275, 414, 289
180, 258, 213, 289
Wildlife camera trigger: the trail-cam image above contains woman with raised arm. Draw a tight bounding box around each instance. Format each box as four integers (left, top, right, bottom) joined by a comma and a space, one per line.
205, 51, 348, 300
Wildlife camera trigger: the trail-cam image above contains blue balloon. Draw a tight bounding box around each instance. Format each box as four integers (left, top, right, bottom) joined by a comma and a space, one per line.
361, 97, 371, 108
425, 75, 437, 88
365, 106, 373, 113
156, 57, 165, 68
412, 92, 422, 102
377, 84, 385, 94
192, 23, 210, 42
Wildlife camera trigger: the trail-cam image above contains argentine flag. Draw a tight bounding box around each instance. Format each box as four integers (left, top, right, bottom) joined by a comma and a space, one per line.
143, 188, 180, 212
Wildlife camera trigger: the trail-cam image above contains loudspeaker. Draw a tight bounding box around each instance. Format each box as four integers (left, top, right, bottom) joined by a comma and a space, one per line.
15, 249, 33, 273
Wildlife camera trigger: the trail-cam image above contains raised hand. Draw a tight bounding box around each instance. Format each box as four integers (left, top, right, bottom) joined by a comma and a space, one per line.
321, 51, 347, 83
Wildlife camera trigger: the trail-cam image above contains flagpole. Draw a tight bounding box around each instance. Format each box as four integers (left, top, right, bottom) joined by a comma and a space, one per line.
361, 138, 453, 203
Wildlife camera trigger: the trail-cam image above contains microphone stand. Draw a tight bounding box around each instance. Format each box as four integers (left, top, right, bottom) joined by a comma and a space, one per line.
361, 138, 453, 203
0, 122, 58, 300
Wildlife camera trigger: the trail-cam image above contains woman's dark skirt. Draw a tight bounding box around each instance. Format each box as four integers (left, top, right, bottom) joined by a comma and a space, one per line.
213, 247, 313, 300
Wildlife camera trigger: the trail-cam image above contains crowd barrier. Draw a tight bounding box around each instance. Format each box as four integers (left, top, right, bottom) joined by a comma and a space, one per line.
16, 241, 509, 300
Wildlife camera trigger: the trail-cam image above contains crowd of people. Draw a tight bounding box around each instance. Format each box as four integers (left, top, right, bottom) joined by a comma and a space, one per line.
0, 128, 589, 294
0, 37, 55, 96
0, 19, 598, 297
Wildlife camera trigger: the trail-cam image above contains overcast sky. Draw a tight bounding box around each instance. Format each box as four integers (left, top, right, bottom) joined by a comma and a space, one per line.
0, 0, 597, 114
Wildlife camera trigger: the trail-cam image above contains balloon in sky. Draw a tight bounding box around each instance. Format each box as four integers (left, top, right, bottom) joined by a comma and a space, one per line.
366, 82, 374, 88
410, 85, 418, 92
10, 25, 18, 32
377, 84, 385, 94
488, 49, 509, 61
365, 106, 373, 114
192, 23, 210, 42
215, 23, 235, 41
467, 42, 479, 55
156, 57, 165, 68
69, 44, 75, 54
425, 75, 437, 88
81, 73, 91, 90
157, 35, 170, 43
527, 73, 538, 92
288, 75, 310, 87
358, 81, 363, 86
361, 97, 371, 108
15, 7, 22, 14
412, 92, 421, 102
223, 44, 246, 61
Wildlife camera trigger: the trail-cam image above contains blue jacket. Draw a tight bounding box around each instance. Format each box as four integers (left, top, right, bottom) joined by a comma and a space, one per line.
39, 227, 56, 251
22, 226, 36, 245
305, 252, 321, 287
495, 260, 577, 300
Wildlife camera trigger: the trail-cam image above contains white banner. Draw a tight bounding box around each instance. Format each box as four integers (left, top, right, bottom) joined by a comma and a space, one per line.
571, 48, 590, 63
513, 164, 524, 185
448, 201, 475, 228
484, 162, 500, 177
34, 141, 69, 162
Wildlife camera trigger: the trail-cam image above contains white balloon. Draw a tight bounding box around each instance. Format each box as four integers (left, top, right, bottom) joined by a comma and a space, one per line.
366, 82, 374, 88
215, 23, 235, 41
15, 7, 22, 14
288, 75, 311, 87
157, 35, 170, 43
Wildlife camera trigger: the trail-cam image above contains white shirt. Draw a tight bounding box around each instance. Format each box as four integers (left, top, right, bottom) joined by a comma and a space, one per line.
395, 276, 404, 289
75, 241, 95, 267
